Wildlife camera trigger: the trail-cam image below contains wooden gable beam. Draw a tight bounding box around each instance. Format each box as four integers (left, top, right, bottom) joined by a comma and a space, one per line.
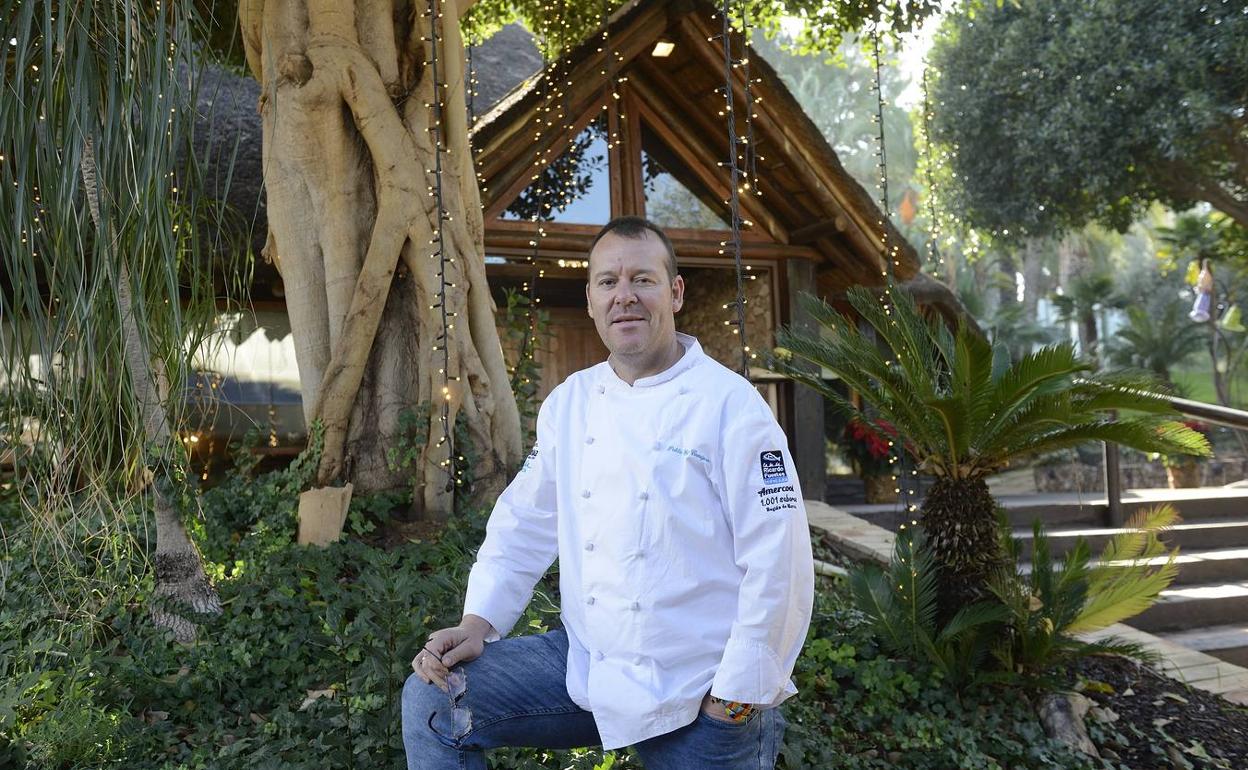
790, 217, 849, 245
474, 3, 671, 213
630, 58, 800, 241
675, 13, 897, 280
626, 75, 788, 244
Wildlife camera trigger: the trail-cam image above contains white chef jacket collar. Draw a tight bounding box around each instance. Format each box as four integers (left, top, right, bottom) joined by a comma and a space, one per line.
600, 333, 703, 389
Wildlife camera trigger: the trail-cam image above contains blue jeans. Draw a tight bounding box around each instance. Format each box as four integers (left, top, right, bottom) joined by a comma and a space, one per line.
401, 628, 786, 769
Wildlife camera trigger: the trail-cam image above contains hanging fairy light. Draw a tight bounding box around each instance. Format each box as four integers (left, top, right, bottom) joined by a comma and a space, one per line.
919, 62, 946, 276
713, 1, 753, 377
426, 0, 458, 493
600, 0, 622, 149
510, 1, 579, 397
869, 18, 919, 519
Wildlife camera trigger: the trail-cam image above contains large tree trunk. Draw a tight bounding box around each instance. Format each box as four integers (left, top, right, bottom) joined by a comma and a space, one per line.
239, 0, 522, 516
81, 139, 221, 643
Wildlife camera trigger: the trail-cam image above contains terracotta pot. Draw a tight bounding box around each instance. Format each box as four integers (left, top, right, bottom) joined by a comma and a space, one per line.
1166, 460, 1201, 489
863, 474, 899, 504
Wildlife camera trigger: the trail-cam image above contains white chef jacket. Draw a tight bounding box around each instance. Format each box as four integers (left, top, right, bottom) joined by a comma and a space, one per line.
463, 333, 814, 749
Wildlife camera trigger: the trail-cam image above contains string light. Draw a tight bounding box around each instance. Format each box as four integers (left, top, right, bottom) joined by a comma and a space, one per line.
601, 0, 622, 149
427, 0, 456, 493
715, 1, 752, 376
919, 61, 946, 277
869, 18, 919, 517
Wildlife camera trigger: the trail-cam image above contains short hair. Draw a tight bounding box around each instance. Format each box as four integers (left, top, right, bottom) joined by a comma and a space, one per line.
588, 216, 679, 281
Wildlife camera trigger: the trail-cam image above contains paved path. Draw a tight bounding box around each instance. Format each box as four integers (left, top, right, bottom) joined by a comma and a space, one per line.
805, 499, 1248, 705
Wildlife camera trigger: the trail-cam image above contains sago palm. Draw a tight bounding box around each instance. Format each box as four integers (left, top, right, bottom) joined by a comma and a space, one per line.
773, 286, 1210, 615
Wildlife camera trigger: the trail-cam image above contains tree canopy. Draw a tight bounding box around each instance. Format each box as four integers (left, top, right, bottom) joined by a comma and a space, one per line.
929, 0, 1248, 238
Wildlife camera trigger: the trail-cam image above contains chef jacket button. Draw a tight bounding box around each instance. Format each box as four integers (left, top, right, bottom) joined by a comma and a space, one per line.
678, 386, 690, 395
633, 656, 644, 666
586, 596, 596, 605
638, 491, 649, 501
585, 436, 595, 444
585, 541, 595, 552
595, 651, 605, 661
652, 441, 662, 451
597, 385, 606, 394
582, 489, 592, 498
630, 601, 640, 611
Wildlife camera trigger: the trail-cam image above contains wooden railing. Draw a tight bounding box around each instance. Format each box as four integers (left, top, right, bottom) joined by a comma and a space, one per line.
1104, 395, 1248, 525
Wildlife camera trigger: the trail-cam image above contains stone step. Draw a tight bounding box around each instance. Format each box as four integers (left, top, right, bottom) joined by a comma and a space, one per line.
1156, 624, 1248, 669
1021, 546, 1248, 586
1131, 581, 1248, 633
1012, 520, 1248, 560
843, 488, 1248, 533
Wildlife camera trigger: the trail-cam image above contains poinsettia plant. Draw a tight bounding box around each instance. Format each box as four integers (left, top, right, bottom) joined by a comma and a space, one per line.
842, 417, 899, 478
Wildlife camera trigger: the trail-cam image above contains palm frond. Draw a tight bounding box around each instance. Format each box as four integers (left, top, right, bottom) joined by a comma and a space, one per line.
1095, 504, 1180, 567
1048, 539, 1092, 631
848, 564, 922, 656
979, 343, 1088, 439
1070, 638, 1160, 666
846, 284, 940, 400
936, 600, 1010, 643
775, 306, 945, 449
1064, 505, 1183, 633
1069, 553, 1179, 634
889, 528, 940, 646
1010, 419, 1211, 461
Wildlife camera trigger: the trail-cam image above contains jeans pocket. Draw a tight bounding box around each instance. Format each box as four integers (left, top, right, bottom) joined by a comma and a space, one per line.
697, 709, 755, 728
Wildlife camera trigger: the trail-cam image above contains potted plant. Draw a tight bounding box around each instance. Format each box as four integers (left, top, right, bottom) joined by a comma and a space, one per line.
772, 285, 1210, 619
842, 416, 899, 503
1160, 421, 1211, 488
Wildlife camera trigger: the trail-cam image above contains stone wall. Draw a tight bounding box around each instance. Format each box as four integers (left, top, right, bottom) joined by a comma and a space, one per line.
677, 266, 774, 370
1033, 457, 1248, 492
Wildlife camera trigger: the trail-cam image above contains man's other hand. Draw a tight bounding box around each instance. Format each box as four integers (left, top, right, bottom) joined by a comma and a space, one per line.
411, 614, 495, 692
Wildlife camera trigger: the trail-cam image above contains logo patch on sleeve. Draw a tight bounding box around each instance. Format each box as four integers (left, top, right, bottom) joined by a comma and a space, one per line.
520, 445, 538, 473
760, 450, 789, 484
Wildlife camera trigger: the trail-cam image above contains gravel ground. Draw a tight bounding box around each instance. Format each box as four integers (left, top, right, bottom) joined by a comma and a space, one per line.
1073, 655, 1248, 769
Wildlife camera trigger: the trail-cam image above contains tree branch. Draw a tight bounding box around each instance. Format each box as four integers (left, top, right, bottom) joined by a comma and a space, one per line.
1157, 159, 1248, 229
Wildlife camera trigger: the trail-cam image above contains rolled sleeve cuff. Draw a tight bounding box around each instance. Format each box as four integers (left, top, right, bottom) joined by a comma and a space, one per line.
710, 637, 795, 706
463, 564, 524, 640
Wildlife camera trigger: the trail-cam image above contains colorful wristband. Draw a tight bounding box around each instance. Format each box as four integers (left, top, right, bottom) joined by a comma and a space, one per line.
709, 696, 755, 723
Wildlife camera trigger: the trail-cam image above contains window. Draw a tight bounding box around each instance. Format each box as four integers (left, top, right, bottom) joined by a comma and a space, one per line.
500, 114, 611, 224
641, 121, 731, 230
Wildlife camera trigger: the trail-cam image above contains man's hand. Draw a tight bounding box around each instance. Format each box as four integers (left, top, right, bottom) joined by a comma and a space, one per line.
411, 614, 495, 692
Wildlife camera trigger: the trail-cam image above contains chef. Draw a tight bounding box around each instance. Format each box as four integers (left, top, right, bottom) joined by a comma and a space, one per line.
402, 216, 814, 770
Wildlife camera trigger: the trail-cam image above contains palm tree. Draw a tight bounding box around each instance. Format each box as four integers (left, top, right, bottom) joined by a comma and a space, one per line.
773, 286, 1209, 617
1050, 271, 1122, 364
1106, 303, 1204, 386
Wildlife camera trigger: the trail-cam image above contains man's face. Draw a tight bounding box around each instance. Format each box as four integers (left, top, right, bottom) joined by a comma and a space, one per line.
586, 231, 685, 359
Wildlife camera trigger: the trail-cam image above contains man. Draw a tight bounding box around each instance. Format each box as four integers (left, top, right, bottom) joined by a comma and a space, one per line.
402, 216, 814, 769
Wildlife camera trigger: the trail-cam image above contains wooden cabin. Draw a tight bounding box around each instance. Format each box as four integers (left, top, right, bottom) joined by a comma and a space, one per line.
468, 0, 921, 494
189, 0, 930, 494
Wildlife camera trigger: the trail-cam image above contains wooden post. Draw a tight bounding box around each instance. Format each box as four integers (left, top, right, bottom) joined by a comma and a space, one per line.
298, 484, 354, 546
786, 258, 826, 500
1103, 442, 1123, 527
